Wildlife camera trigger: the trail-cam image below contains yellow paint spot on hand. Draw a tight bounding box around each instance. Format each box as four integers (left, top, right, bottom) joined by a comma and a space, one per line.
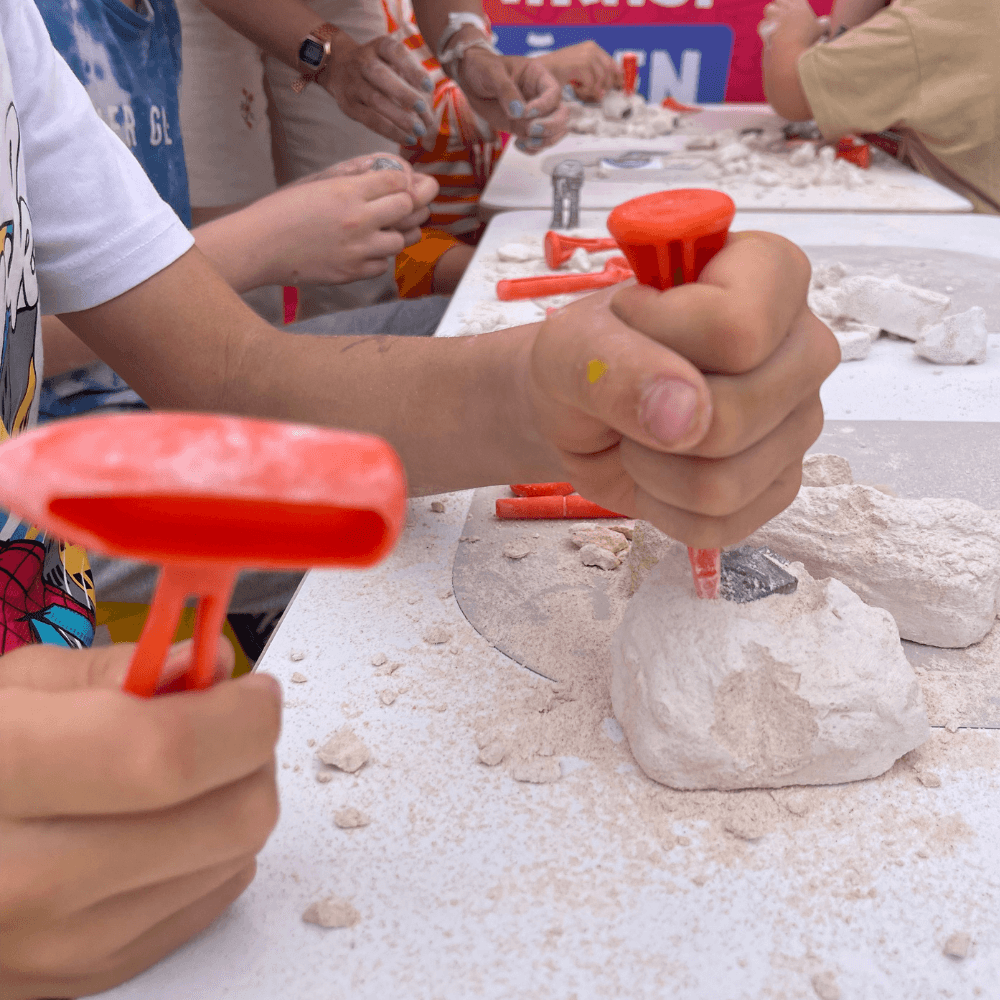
587, 359, 609, 384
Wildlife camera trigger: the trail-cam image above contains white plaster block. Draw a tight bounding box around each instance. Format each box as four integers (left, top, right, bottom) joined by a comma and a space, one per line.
801, 453, 853, 488
838, 275, 950, 340
747, 485, 1000, 648
611, 549, 928, 790
915, 306, 989, 365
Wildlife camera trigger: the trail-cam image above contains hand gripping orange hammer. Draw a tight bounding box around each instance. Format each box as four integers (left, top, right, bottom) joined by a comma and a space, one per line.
0, 412, 407, 695
606, 188, 736, 599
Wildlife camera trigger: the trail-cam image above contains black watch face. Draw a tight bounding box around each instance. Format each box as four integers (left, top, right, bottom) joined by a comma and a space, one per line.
299, 38, 325, 68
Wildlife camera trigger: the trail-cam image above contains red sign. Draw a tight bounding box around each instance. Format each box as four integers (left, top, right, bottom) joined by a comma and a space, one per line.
486, 0, 833, 102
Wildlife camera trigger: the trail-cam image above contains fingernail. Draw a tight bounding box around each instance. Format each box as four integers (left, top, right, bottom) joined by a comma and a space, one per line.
528, 136, 543, 148
526, 106, 541, 119
422, 77, 433, 92
414, 99, 427, 115
509, 99, 524, 119
514, 139, 528, 152
413, 120, 427, 137
640, 377, 700, 445
405, 134, 417, 145
529, 121, 544, 137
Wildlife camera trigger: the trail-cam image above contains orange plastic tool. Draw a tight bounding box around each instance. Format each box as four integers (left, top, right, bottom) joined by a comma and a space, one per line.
0, 412, 407, 696
496, 256, 633, 301
510, 482, 574, 497
607, 189, 736, 599
836, 136, 871, 169
496, 495, 623, 519
661, 96, 700, 113
544, 230, 620, 269
622, 53, 638, 96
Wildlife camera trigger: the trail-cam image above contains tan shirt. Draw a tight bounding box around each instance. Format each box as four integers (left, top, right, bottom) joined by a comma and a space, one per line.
798, 0, 1000, 212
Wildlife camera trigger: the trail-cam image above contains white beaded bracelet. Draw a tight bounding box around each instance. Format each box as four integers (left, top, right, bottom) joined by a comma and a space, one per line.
436, 11, 491, 61
439, 36, 499, 75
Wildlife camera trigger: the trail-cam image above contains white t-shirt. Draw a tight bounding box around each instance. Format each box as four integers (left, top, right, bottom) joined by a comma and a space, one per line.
0, 0, 192, 652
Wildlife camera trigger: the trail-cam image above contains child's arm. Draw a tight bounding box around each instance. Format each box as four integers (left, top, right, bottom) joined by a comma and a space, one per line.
60, 231, 839, 549
760, 0, 827, 121
198, 0, 435, 145
537, 41, 622, 102
0, 641, 282, 999
192, 162, 438, 292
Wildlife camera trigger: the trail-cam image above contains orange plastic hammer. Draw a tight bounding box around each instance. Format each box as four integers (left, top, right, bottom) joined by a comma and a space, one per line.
606, 189, 736, 599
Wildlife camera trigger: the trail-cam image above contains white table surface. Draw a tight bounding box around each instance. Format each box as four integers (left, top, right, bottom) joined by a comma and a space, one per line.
480, 104, 972, 216
102, 212, 1000, 999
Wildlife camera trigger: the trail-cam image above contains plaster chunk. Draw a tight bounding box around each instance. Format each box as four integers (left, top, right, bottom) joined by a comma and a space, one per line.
570, 526, 629, 553
833, 321, 876, 361
317, 728, 370, 773
601, 90, 633, 121
579, 543, 621, 570
915, 306, 989, 365
747, 485, 1000, 647
565, 247, 592, 272
496, 242, 542, 263
302, 895, 360, 928
610, 548, 929, 791
837, 275, 949, 340
801, 454, 853, 488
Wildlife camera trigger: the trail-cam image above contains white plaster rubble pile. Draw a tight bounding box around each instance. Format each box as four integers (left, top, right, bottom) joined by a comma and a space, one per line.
568, 92, 681, 139
610, 453, 1000, 791
808, 263, 991, 364
610, 544, 929, 791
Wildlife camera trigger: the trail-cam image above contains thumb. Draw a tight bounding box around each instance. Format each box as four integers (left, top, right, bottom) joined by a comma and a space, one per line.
0, 637, 234, 693
532, 285, 713, 455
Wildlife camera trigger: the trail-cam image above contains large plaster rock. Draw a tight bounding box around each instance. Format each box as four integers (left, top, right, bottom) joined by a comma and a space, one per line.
747, 485, 1000, 648
801, 453, 853, 488
610, 548, 929, 791
837, 275, 949, 340
914, 306, 989, 365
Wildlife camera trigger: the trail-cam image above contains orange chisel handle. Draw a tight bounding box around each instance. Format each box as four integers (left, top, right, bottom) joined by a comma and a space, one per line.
622, 53, 638, 96
496, 495, 624, 519
510, 482, 575, 497
606, 189, 737, 599
496, 257, 633, 301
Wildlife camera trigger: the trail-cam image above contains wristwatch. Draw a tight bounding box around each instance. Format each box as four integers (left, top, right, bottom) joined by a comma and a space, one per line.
292, 22, 339, 94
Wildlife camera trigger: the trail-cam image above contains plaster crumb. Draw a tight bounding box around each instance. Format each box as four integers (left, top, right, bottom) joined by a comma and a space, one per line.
317, 727, 370, 773
946, 720, 960, 734
423, 627, 452, 644
379, 689, 398, 706
371, 652, 387, 667
917, 849, 930, 859
565, 246, 593, 272
407, 596, 420, 604
690, 873, 709, 887
512, 757, 562, 784
307, 738, 315, 747
334, 807, 371, 829
497, 242, 543, 263
609, 523, 635, 540
302, 895, 360, 929
569, 526, 629, 554
917, 771, 942, 788
316, 772, 333, 784
289, 649, 305, 662
433, 703, 449, 712
478, 741, 507, 766
438, 589, 453, 599
503, 542, 533, 561
290, 672, 308, 684
812, 970, 841, 1000
579, 543, 621, 570
943, 932, 971, 959
459, 535, 480, 543
430, 501, 446, 512
676, 837, 691, 847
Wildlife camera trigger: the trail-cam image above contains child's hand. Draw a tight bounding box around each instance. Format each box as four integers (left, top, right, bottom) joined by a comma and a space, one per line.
537, 42, 622, 102
0, 641, 282, 999
525, 232, 840, 547
759, 0, 826, 49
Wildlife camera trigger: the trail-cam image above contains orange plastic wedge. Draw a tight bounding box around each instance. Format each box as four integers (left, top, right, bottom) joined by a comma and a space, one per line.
0, 412, 407, 695
607, 189, 736, 598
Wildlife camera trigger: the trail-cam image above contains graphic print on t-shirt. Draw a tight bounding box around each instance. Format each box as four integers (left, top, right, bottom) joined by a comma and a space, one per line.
0, 94, 95, 652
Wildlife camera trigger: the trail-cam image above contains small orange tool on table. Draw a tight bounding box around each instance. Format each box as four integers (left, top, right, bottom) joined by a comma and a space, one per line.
544, 231, 620, 269
606, 188, 736, 599
0, 412, 407, 696
622, 53, 638, 96
496, 256, 633, 301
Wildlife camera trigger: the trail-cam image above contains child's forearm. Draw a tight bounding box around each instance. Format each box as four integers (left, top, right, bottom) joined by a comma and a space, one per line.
193, 208, 275, 294
763, 40, 814, 121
